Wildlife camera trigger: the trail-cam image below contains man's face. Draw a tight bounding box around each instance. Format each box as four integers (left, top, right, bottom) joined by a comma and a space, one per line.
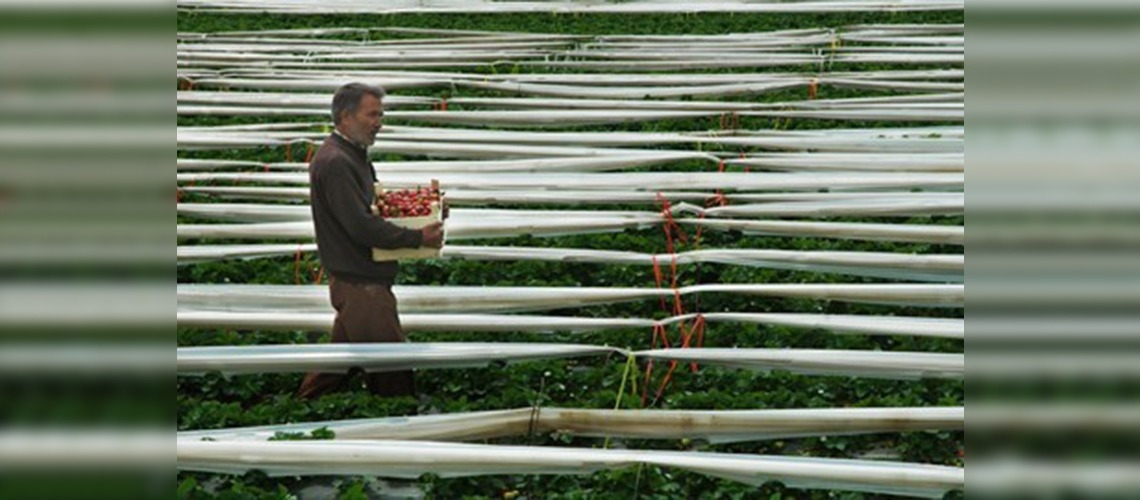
340, 93, 383, 147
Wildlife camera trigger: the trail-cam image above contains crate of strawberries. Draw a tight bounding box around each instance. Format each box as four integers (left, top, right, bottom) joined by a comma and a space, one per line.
370, 179, 446, 262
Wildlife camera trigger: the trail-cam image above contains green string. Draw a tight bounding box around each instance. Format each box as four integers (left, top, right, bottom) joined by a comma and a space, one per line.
604, 353, 638, 450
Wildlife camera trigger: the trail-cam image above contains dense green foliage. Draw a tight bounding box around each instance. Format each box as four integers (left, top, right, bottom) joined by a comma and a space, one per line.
178, 8, 963, 499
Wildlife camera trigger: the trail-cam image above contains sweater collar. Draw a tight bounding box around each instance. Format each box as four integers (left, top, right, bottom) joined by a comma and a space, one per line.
331, 129, 370, 157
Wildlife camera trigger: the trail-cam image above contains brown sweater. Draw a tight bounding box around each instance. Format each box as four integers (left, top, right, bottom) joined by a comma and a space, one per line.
309, 133, 423, 284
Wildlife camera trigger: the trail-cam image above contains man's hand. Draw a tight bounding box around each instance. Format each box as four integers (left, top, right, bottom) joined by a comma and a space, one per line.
420, 221, 444, 248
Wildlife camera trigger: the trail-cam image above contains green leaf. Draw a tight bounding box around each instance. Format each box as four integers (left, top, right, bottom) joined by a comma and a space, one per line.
176, 477, 198, 499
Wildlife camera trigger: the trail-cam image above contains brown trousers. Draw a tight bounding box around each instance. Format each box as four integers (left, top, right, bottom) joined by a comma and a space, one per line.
296, 277, 416, 399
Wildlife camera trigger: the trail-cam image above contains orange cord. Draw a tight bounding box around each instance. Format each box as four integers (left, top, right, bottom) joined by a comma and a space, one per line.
304, 143, 316, 163
293, 246, 303, 285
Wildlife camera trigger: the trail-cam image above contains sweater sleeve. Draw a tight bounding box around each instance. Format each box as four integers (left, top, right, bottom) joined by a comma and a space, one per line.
320, 157, 424, 250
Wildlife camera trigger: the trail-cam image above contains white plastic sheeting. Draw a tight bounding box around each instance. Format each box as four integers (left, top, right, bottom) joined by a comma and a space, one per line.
177, 90, 962, 113
178, 90, 961, 114
382, 126, 963, 151
182, 69, 963, 95
451, 244, 958, 277
177, 243, 317, 264
385, 109, 723, 128
182, 39, 583, 53
185, 67, 962, 85
177, 343, 961, 381
177, 311, 964, 338
727, 152, 962, 172
178, 215, 664, 241
447, 92, 963, 112
182, 56, 960, 72
180, 186, 963, 209
177, 26, 958, 51
688, 313, 963, 339
178, 311, 656, 333
182, 196, 966, 219
178, 133, 964, 155
178, 37, 962, 73
177, 91, 436, 108
680, 283, 963, 308
180, 123, 964, 140
178, 283, 672, 314
186, 76, 452, 92
177, 439, 963, 498
177, 283, 964, 313
178, 0, 963, 14
737, 106, 961, 122
176, 222, 962, 266
178, 196, 962, 223
176, 171, 964, 192
177, 216, 964, 246
178, 283, 966, 315
178, 342, 620, 375
638, 348, 962, 380
178, 152, 710, 172
177, 125, 965, 153
180, 406, 964, 443
681, 219, 962, 245
178, 243, 964, 282
690, 196, 962, 217
177, 224, 963, 266
179, 103, 961, 123
455, 79, 961, 100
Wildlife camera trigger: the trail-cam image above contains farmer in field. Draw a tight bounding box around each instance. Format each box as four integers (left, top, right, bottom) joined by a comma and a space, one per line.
297, 82, 444, 400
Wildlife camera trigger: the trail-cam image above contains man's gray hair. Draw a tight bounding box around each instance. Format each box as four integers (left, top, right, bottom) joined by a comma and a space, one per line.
331, 82, 386, 125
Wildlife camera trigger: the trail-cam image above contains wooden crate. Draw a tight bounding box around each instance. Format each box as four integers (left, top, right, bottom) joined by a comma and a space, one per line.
370, 182, 444, 262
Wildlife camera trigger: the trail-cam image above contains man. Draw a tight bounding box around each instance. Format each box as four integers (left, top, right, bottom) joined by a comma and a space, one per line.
297, 82, 444, 400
